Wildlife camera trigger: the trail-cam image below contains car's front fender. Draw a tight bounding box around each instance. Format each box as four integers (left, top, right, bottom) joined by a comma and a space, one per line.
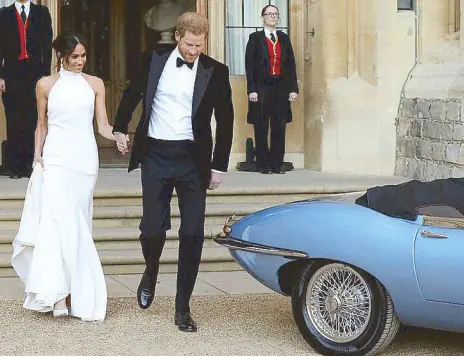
223, 200, 423, 322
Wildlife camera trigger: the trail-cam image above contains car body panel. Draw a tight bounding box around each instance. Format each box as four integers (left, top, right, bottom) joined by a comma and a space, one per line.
222, 199, 464, 333
414, 224, 464, 305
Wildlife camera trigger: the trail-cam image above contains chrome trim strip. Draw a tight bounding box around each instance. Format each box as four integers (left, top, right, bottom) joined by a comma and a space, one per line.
214, 236, 309, 259
420, 230, 448, 239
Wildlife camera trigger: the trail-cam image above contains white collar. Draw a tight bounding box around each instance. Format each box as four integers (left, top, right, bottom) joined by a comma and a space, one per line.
15, 1, 31, 15
172, 45, 199, 71
264, 27, 277, 38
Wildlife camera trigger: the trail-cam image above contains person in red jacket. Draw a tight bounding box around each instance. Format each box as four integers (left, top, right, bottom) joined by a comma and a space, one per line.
0, 0, 53, 179
245, 4, 299, 174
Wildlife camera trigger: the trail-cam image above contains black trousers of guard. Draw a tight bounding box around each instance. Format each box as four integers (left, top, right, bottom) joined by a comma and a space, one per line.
253, 79, 287, 170
2, 60, 41, 176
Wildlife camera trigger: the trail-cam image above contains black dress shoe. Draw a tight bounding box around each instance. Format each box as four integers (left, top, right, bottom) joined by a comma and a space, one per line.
8, 173, 21, 179
260, 167, 271, 174
174, 312, 197, 332
137, 272, 155, 309
272, 168, 285, 174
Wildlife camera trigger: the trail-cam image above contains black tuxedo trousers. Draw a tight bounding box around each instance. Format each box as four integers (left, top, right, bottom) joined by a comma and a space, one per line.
139, 138, 206, 313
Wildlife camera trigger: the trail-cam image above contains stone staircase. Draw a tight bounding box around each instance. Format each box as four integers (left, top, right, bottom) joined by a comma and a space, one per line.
0, 188, 324, 277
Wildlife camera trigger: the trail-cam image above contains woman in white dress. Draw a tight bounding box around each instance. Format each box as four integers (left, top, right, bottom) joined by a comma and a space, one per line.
11, 32, 120, 321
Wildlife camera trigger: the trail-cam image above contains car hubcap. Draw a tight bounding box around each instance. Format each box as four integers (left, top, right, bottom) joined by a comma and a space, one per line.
306, 263, 372, 343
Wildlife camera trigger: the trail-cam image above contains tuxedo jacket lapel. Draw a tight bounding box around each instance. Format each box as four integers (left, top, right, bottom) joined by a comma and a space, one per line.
27, 3, 38, 38
259, 31, 270, 67
192, 56, 214, 119
7, 5, 20, 46
145, 51, 170, 118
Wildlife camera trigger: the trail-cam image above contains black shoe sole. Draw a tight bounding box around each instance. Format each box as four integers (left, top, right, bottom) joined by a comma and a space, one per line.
174, 319, 198, 332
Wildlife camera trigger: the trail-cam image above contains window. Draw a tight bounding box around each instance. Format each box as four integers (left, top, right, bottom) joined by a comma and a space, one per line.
226, 0, 289, 75
398, 0, 414, 10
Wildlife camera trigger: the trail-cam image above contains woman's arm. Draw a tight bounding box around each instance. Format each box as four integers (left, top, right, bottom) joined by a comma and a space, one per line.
93, 77, 116, 141
34, 78, 49, 166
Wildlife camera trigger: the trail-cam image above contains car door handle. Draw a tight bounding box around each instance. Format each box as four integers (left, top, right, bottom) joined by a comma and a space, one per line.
421, 230, 448, 239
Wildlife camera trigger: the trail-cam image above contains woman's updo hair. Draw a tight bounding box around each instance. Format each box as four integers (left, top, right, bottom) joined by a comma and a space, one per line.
52, 31, 87, 68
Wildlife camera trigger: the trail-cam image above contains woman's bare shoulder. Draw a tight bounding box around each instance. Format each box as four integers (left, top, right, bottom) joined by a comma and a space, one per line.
37, 74, 60, 96
82, 73, 104, 92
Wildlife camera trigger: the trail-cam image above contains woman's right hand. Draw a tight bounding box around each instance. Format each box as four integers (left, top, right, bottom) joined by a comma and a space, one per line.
33, 154, 44, 168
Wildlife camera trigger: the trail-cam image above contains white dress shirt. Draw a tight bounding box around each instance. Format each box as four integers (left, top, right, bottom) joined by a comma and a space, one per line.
15, 1, 31, 18
264, 27, 278, 41
148, 47, 224, 174
148, 46, 198, 141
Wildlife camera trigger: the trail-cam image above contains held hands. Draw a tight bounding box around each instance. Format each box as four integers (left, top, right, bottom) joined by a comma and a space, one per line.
289, 92, 298, 103
115, 132, 131, 156
248, 92, 258, 103
0, 79, 5, 93
209, 171, 223, 190
33, 154, 44, 168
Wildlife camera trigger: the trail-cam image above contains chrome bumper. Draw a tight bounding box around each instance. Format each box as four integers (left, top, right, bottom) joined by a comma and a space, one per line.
214, 216, 308, 259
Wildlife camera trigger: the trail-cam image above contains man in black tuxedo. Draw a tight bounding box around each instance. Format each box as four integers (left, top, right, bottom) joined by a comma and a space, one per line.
0, 0, 53, 179
245, 4, 298, 174
113, 12, 234, 332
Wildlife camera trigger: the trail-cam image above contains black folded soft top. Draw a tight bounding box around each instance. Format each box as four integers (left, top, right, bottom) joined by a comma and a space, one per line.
355, 178, 464, 220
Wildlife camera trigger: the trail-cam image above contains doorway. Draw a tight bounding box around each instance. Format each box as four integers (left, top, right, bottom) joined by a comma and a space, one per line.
58, 0, 197, 166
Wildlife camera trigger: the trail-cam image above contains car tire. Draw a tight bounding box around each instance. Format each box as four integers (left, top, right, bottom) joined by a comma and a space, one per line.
291, 261, 400, 356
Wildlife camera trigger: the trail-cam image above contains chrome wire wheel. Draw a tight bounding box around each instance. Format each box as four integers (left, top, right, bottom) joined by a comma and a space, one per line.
306, 263, 372, 343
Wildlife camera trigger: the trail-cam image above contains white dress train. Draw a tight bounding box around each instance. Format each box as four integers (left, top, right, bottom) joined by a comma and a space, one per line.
11, 67, 107, 321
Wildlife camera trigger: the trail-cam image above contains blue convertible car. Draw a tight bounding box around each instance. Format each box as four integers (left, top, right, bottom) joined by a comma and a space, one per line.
214, 178, 464, 355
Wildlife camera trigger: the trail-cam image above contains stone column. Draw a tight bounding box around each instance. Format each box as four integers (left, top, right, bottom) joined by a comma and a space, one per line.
288, 0, 305, 160
347, 0, 358, 77
196, 0, 208, 54
108, 0, 126, 122
197, 0, 208, 16
321, 0, 349, 79
109, 0, 126, 83
449, 0, 457, 34
39, 0, 59, 73
460, 0, 464, 56
207, 0, 224, 62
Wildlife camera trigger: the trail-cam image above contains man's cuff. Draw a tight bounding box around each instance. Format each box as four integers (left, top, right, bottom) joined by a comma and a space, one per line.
211, 169, 226, 174
112, 128, 127, 135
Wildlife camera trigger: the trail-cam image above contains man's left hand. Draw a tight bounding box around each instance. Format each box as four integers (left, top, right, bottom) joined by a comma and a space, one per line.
209, 171, 223, 190
289, 92, 298, 102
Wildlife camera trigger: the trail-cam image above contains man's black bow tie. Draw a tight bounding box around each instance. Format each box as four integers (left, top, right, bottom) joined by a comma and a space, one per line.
176, 57, 194, 69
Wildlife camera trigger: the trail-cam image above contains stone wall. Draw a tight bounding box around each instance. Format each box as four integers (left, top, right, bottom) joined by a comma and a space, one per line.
395, 97, 464, 180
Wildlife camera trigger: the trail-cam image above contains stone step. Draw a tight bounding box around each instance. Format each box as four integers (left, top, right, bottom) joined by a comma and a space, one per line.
0, 203, 271, 230
0, 225, 224, 253
0, 246, 239, 277
0, 191, 317, 209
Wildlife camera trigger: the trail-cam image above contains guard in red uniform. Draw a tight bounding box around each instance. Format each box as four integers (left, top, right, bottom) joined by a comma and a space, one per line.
0, 0, 52, 178
245, 4, 299, 174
